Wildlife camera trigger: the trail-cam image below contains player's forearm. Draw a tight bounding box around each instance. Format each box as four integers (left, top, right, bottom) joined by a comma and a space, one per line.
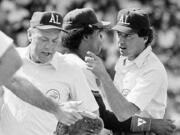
99, 72, 139, 121
92, 90, 131, 132
0, 46, 22, 85
4, 75, 59, 115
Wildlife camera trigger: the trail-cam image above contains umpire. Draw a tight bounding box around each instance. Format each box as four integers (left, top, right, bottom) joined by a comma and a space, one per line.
85, 8, 176, 135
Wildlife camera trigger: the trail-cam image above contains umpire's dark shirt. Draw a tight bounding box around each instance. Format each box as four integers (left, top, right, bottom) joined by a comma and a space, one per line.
92, 91, 131, 134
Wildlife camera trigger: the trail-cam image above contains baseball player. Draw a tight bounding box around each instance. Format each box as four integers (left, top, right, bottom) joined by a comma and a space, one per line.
0, 30, 86, 135
0, 32, 87, 127
61, 8, 175, 135
85, 8, 175, 135
1, 11, 99, 135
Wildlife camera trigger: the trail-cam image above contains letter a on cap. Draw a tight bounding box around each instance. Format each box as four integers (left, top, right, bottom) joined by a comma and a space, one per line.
49, 13, 61, 24
119, 15, 130, 25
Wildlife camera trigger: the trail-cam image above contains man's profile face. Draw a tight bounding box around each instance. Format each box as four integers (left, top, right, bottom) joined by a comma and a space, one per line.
116, 31, 145, 60
28, 28, 60, 63
83, 30, 103, 55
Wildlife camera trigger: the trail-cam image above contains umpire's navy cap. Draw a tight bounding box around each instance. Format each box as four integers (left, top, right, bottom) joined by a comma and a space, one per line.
112, 8, 150, 34
63, 8, 111, 30
30, 11, 67, 32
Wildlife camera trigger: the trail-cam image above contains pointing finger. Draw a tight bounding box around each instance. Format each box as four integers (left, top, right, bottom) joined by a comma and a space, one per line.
86, 51, 98, 60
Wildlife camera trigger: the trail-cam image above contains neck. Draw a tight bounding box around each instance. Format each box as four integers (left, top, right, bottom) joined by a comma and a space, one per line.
128, 56, 136, 61
128, 45, 146, 61
70, 49, 85, 60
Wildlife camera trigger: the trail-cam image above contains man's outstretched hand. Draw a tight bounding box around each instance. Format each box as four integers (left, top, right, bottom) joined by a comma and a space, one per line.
54, 101, 83, 126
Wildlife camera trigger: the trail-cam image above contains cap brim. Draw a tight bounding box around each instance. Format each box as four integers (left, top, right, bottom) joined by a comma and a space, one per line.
93, 21, 111, 29
112, 25, 135, 34
35, 25, 68, 33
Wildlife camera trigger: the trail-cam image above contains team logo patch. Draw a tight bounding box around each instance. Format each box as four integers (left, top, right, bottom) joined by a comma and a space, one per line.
121, 89, 131, 97
138, 118, 146, 127
46, 89, 60, 102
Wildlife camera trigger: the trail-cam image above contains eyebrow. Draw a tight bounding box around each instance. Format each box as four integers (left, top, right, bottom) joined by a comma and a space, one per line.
52, 36, 59, 40
117, 32, 134, 37
40, 35, 59, 40
39, 36, 48, 40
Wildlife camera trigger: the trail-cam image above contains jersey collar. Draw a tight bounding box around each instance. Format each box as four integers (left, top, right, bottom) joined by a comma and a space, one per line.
133, 46, 152, 68
25, 46, 58, 70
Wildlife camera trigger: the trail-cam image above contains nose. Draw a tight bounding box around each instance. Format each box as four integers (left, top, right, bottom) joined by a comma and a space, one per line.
119, 36, 126, 43
118, 37, 126, 47
96, 38, 102, 52
44, 42, 51, 49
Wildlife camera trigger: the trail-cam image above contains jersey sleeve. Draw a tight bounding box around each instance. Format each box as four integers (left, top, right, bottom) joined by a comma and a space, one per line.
70, 67, 99, 112
0, 31, 13, 58
126, 69, 165, 111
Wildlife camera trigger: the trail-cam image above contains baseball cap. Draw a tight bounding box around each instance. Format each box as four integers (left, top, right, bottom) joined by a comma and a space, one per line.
30, 11, 67, 32
63, 8, 111, 30
112, 8, 150, 34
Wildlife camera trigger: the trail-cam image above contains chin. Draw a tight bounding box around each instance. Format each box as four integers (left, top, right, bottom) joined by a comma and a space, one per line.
120, 53, 126, 57
41, 57, 53, 63
96, 49, 102, 55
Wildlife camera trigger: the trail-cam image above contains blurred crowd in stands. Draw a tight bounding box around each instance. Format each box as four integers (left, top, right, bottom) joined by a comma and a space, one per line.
0, 0, 180, 134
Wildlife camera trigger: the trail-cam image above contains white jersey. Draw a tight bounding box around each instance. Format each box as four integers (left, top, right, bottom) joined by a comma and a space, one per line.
114, 46, 168, 118
1, 47, 98, 135
63, 53, 111, 134
64, 53, 111, 110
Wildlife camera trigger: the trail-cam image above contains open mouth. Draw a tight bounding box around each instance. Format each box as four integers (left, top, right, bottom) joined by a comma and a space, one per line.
41, 52, 52, 56
120, 47, 126, 50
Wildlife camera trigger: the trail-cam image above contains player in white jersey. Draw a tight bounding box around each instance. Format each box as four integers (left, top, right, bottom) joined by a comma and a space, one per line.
1, 11, 98, 135
0, 30, 88, 129
0, 30, 86, 135
85, 8, 176, 135
61, 8, 176, 135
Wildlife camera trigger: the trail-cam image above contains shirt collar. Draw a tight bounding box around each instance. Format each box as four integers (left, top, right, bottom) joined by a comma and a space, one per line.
25, 47, 59, 70
65, 53, 86, 67
49, 52, 60, 70
133, 46, 152, 68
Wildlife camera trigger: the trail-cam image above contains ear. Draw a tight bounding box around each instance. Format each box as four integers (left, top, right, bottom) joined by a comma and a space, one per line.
143, 36, 148, 43
83, 34, 90, 42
